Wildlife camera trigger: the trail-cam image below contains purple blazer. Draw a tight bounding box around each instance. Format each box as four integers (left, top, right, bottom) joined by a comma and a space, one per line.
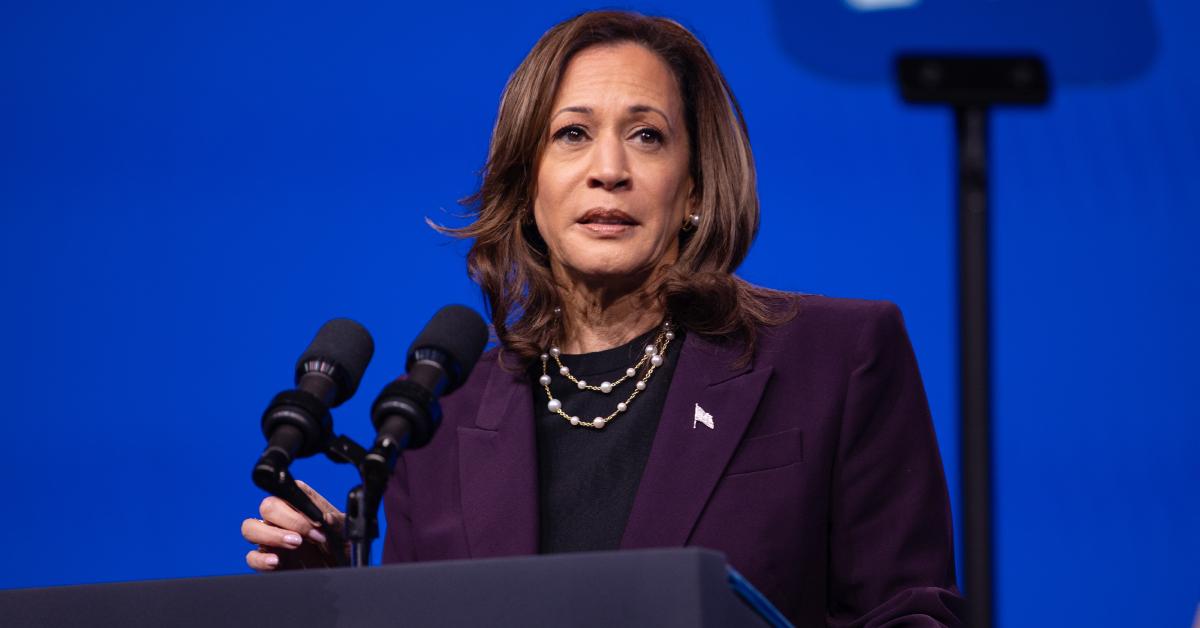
383, 295, 964, 626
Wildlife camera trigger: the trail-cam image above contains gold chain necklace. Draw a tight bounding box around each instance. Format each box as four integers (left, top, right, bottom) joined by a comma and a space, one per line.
539, 321, 675, 429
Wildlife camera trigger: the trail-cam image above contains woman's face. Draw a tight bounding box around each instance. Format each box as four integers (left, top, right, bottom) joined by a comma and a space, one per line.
533, 42, 693, 288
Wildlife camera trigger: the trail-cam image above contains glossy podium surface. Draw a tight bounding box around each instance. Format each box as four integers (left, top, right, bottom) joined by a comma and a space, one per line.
0, 548, 774, 627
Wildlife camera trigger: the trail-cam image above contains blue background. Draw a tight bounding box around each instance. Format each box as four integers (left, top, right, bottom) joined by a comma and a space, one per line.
1, 1, 1197, 626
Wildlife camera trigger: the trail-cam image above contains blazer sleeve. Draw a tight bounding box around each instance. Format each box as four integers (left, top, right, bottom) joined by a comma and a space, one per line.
827, 302, 965, 627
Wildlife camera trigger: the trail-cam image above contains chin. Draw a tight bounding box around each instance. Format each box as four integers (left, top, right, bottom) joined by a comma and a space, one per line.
581, 246, 652, 270
561, 255, 652, 283
553, 237, 671, 284
573, 263, 645, 280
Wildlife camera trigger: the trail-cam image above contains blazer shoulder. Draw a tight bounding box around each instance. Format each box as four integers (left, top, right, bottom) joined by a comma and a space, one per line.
741, 293, 911, 380
791, 293, 902, 322
764, 293, 905, 344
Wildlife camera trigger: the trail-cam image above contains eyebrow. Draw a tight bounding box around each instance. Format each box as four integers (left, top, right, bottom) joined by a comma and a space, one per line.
552, 104, 673, 130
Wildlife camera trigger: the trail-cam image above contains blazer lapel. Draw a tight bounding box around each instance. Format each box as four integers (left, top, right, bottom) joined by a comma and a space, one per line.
457, 358, 539, 558
620, 332, 774, 549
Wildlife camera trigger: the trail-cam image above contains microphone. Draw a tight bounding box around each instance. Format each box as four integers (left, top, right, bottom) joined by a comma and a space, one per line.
365, 305, 488, 478
253, 318, 374, 523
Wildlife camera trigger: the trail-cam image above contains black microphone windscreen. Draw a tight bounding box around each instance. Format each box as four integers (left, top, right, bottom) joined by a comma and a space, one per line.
407, 305, 489, 392
295, 318, 375, 406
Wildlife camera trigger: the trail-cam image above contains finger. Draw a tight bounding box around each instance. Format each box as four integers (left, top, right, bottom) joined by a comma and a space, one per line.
246, 549, 280, 571
258, 496, 325, 543
241, 518, 304, 549
295, 480, 342, 518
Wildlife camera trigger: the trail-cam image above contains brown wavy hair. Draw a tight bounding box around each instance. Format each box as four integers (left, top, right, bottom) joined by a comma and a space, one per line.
440, 10, 793, 368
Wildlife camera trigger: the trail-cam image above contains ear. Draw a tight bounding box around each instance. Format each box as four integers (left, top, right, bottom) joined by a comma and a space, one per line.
685, 178, 699, 214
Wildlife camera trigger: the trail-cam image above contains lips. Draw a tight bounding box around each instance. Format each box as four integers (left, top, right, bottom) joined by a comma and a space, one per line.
578, 208, 639, 226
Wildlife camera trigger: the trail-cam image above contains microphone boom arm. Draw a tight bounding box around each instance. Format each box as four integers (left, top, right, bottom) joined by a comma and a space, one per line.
251, 449, 325, 524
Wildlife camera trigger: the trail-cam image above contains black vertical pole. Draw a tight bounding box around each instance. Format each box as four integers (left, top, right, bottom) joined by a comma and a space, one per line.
956, 104, 993, 628
897, 55, 1047, 628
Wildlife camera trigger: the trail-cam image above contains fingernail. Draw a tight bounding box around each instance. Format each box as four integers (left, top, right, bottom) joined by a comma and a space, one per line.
265, 554, 279, 567
308, 528, 327, 544
283, 533, 303, 546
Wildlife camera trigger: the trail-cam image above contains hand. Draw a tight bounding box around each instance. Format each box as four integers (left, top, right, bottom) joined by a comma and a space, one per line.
242, 480, 346, 571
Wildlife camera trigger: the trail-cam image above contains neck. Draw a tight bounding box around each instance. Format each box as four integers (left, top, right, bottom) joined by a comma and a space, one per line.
554, 270, 666, 355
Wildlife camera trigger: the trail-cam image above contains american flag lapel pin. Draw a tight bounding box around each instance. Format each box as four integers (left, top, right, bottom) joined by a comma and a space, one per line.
693, 403, 714, 429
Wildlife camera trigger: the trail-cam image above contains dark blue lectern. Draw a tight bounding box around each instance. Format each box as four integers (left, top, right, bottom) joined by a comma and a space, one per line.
0, 548, 783, 627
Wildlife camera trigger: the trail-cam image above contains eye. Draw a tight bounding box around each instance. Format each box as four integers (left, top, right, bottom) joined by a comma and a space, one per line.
553, 125, 589, 144
633, 127, 664, 146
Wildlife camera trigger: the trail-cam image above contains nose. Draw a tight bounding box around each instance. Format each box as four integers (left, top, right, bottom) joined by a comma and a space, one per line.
586, 133, 630, 191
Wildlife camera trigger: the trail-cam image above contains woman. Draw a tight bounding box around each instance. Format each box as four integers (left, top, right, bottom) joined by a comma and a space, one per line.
241, 10, 964, 626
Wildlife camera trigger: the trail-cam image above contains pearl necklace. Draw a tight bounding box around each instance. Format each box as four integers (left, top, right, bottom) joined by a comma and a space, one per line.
539, 321, 676, 429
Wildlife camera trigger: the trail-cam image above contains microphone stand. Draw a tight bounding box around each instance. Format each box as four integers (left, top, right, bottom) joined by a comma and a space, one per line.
254, 433, 384, 568
343, 485, 372, 567
324, 435, 387, 567
258, 423, 422, 567
343, 479, 388, 567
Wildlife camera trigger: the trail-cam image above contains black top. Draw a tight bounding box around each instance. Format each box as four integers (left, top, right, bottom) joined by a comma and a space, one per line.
533, 326, 683, 554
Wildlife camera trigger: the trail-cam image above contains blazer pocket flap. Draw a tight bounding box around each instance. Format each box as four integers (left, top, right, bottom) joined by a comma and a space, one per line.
724, 428, 803, 476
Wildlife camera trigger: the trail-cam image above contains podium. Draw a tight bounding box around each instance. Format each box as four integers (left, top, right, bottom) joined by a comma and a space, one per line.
0, 548, 782, 627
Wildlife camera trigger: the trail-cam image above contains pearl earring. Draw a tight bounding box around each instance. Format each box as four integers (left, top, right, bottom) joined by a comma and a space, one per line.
682, 213, 700, 232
